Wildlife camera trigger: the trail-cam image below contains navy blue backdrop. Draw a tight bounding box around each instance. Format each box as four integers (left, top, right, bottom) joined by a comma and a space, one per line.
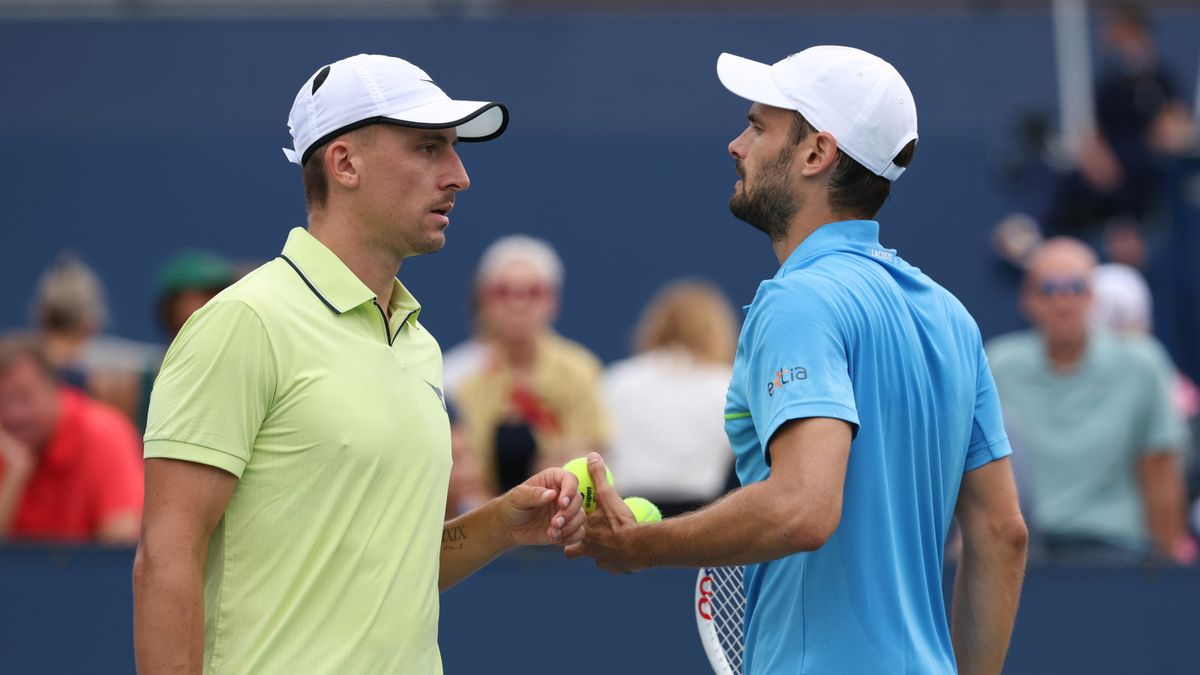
1, 12, 1198, 362
4, 546, 1199, 674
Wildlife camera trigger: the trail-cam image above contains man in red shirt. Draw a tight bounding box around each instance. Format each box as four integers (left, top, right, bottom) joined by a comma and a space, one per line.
0, 334, 142, 544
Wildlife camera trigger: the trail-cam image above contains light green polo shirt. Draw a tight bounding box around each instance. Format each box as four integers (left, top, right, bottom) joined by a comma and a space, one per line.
145, 227, 452, 674
986, 330, 1186, 551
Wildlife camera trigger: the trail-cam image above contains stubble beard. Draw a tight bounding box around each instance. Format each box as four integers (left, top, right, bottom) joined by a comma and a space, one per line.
729, 143, 800, 243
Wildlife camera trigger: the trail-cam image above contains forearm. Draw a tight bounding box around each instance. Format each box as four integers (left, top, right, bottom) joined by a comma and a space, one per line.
951, 538, 1026, 675
0, 471, 30, 538
439, 498, 514, 591
1146, 492, 1185, 557
629, 481, 826, 569
1140, 454, 1186, 557
132, 545, 206, 674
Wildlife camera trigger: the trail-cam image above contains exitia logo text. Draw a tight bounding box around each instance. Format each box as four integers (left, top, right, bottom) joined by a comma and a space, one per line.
767, 366, 807, 397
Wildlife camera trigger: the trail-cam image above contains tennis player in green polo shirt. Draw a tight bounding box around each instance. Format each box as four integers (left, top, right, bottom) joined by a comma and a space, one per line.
132, 54, 585, 675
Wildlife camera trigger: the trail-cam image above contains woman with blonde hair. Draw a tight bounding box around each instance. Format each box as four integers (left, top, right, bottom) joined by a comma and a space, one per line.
603, 279, 739, 517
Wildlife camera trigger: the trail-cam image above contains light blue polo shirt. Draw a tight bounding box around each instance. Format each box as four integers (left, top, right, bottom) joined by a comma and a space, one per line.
725, 220, 1011, 674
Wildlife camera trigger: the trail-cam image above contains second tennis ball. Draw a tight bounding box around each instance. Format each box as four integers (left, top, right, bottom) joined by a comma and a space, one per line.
563, 456, 614, 513
624, 497, 663, 524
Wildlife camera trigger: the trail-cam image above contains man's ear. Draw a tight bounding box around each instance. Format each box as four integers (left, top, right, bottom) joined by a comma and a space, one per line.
325, 139, 362, 191
799, 131, 840, 178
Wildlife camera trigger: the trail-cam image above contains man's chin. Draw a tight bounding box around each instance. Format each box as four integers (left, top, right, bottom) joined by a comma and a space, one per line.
418, 235, 446, 256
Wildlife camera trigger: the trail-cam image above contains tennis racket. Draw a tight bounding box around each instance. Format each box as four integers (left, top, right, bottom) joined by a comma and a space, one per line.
695, 565, 745, 674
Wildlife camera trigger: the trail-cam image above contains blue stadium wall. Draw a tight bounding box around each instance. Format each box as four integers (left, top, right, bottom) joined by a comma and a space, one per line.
2, 12, 1199, 363
3, 547, 1199, 674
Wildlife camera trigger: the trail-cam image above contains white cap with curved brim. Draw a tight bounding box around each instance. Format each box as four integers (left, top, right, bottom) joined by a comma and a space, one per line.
284, 53, 509, 165
717, 47, 917, 181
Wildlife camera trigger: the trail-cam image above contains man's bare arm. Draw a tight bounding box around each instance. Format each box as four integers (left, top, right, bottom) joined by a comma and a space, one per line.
567, 417, 852, 572
951, 458, 1028, 675
0, 428, 34, 539
1138, 452, 1187, 560
439, 467, 584, 592
133, 458, 236, 675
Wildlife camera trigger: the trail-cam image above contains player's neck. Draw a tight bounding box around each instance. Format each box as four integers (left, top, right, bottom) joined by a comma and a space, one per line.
307, 213, 403, 313
771, 205, 851, 264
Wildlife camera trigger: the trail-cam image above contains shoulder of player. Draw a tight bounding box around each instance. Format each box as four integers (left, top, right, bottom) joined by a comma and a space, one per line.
190, 260, 297, 326
745, 270, 851, 328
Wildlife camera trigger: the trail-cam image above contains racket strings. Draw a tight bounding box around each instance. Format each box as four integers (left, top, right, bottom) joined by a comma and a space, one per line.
708, 566, 746, 672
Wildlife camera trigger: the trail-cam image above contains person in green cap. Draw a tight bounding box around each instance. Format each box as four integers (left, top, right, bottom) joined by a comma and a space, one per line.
155, 250, 238, 340
130, 250, 239, 432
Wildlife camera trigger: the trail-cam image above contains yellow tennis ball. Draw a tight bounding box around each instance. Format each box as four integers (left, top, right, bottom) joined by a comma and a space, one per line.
624, 497, 662, 524
563, 457, 614, 513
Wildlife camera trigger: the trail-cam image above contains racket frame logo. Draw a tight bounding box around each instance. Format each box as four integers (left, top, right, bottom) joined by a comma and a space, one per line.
697, 574, 716, 621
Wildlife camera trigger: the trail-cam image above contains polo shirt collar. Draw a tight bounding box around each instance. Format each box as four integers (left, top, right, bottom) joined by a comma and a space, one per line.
280, 228, 422, 326
387, 278, 423, 327
775, 220, 885, 279
280, 228, 375, 314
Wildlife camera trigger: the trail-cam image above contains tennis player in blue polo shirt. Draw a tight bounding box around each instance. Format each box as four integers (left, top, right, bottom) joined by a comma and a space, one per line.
569, 46, 1029, 674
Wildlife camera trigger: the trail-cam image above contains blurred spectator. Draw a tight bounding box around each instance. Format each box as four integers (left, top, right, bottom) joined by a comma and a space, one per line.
442, 339, 489, 403
1090, 262, 1200, 554
34, 253, 108, 382
32, 253, 160, 422
603, 280, 737, 517
130, 250, 238, 431
0, 334, 142, 545
444, 402, 488, 519
993, 3, 1195, 269
987, 238, 1191, 563
155, 250, 237, 339
454, 236, 609, 495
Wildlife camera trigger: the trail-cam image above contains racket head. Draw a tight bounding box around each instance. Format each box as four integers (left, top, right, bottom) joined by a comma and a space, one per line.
695, 565, 745, 675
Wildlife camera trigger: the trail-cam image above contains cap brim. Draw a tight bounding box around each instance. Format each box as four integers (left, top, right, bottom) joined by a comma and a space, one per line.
295, 99, 511, 165
716, 53, 792, 109
383, 99, 509, 142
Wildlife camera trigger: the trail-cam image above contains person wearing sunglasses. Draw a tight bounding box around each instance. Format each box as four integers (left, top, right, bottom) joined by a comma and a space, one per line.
987, 237, 1191, 564
453, 235, 611, 498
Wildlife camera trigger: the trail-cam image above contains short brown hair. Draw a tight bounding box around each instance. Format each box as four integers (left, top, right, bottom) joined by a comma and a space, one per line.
634, 280, 738, 365
791, 113, 917, 219
0, 333, 57, 381
301, 143, 330, 210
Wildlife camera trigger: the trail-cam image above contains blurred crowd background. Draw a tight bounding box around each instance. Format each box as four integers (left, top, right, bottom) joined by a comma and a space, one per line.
2, 0, 1200, 669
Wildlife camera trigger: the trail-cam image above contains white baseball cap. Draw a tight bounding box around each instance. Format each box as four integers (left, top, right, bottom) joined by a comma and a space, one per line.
717, 46, 918, 181
284, 53, 509, 165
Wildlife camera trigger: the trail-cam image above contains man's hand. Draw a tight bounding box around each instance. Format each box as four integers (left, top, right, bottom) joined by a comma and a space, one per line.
0, 425, 36, 537
499, 467, 585, 547
564, 454, 644, 574
0, 426, 34, 478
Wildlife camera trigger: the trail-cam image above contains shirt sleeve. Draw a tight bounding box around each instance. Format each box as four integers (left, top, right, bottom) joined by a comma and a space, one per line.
143, 298, 276, 478
965, 344, 1013, 472
744, 280, 858, 464
1137, 344, 1188, 455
